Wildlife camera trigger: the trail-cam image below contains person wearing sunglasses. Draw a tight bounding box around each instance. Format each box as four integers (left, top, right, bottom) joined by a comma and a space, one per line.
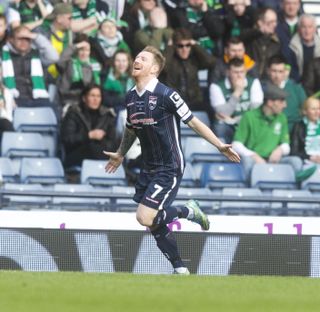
161, 27, 215, 119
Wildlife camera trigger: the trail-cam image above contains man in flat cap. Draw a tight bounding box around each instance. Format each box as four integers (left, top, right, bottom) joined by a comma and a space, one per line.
232, 81, 303, 180
39, 3, 74, 101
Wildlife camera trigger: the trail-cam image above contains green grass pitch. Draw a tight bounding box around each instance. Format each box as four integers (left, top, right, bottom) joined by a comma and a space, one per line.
1, 271, 320, 312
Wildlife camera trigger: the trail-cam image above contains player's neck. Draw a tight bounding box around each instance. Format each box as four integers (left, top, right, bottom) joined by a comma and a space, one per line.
135, 75, 156, 92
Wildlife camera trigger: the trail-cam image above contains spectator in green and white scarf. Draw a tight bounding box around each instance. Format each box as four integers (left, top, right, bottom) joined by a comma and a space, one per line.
15, 0, 53, 30
71, 0, 109, 35
102, 49, 134, 113
57, 33, 102, 110
90, 17, 130, 68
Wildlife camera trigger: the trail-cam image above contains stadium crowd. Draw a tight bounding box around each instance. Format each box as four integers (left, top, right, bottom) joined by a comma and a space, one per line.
0, 0, 320, 186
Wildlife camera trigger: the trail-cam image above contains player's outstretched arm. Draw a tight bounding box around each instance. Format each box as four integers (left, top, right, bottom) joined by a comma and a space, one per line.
104, 127, 137, 173
187, 116, 241, 163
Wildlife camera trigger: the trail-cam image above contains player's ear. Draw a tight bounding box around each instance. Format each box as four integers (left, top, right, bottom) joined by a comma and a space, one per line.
151, 63, 160, 75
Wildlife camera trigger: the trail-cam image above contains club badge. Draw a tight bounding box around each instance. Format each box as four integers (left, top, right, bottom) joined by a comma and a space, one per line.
148, 96, 158, 110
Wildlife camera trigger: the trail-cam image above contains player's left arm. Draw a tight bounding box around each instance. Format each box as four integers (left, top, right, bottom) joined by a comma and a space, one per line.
187, 116, 241, 163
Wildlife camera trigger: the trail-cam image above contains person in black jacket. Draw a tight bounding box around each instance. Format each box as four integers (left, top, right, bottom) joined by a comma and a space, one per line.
291, 97, 320, 163
61, 84, 118, 168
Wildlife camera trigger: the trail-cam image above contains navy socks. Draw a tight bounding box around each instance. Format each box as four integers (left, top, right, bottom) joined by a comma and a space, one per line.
151, 225, 184, 268
152, 206, 190, 227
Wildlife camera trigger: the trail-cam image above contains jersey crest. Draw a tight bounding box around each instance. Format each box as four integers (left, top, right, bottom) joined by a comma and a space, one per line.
148, 95, 158, 110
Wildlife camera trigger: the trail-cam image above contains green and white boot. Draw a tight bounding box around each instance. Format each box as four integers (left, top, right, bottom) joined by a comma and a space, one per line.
185, 199, 210, 231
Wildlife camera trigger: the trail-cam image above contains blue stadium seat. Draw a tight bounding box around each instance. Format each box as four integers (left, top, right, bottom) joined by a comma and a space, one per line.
271, 189, 319, 216
13, 107, 58, 132
1, 132, 49, 158
52, 184, 110, 210
173, 187, 216, 213
220, 187, 269, 215
200, 163, 246, 190
110, 186, 136, 211
181, 111, 210, 137
80, 159, 127, 187
301, 166, 320, 193
181, 162, 198, 187
20, 157, 65, 184
13, 107, 58, 157
3, 183, 50, 207
184, 137, 227, 163
251, 163, 297, 191
0, 157, 18, 182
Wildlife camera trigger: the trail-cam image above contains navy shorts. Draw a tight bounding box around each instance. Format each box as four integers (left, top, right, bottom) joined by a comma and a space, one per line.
133, 170, 183, 210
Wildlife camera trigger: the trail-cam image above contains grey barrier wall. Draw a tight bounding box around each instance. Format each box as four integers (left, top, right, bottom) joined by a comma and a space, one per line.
0, 228, 318, 276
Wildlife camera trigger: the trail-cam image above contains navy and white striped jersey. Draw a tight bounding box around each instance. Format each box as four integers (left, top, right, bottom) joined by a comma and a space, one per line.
126, 78, 194, 173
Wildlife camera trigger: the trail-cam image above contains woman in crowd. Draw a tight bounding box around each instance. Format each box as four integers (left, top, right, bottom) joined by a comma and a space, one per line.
102, 50, 134, 112
61, 84, 118, 168
57, 34, 101, 112
90, 17, 130, 68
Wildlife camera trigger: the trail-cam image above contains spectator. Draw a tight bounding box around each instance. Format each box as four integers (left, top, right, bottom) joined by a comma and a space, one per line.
223, 0, 255, 40
14, 0, 52, 30
4, 2, 20, 29
39, 2, 74, 102
167, 0, 225, 56
276, 0, 302, 65
61, 84, 118, 168
0, 68, 16, 143
232, 82, 302, 180
121, 0, 157, 51
289, 14, 320, 81
102, 50, 134, 113
1, 25, 58, 108
134, 6, 173, 54
57, 34, 102, 111
0, 13, 8, 49
245, 7, 281, 79
162, 28, 215, 115
266, 54, 306, 132
90, 17, 130, 68
251, 0, 281, 11
291, 97, 320, 165
71, 0, 109, 35
210, 57, 263, 143
302, 57, 320, 96
209, 36, 258, 83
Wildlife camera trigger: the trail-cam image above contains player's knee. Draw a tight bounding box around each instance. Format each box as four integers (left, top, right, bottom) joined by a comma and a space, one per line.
136, 211, 153, 227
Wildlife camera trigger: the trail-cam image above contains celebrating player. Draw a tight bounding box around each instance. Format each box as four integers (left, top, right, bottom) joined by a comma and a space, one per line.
104, 46, 240, 274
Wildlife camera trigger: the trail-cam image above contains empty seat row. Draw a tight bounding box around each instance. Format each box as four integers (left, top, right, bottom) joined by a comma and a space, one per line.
1, 183, 319, 216
2, 156, 320, 194
0, 157, 128, 187
182, 161, 320, 193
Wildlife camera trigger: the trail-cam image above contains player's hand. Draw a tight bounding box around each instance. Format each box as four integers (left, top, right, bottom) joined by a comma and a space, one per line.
103, 151, 124, 173
218, 144, 241, 163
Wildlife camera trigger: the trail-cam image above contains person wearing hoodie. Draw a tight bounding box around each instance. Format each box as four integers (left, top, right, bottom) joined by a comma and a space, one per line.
209, 36, 258, 83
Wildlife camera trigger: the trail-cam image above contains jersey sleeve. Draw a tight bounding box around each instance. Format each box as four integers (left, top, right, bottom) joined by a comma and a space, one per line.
166, 90, 194, 123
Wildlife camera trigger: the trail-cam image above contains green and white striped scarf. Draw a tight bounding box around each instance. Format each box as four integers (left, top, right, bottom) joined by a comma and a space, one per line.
102, 69, 134, 94
304, 117, 320, 156
1, 45, 49, 99
72, 0, 96, 19
186, 7, 215, 53
72, 57, 101, 85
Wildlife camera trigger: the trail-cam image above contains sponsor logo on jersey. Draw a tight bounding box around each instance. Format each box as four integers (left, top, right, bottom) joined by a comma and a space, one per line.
148, 96, 158, 110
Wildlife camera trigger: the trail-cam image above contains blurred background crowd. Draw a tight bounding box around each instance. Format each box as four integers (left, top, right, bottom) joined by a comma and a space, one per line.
0, 0, 320, 185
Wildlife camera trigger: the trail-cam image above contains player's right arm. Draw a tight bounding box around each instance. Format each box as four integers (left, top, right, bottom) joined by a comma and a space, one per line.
104, 127, 137, 173
187, 116, 241, 163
